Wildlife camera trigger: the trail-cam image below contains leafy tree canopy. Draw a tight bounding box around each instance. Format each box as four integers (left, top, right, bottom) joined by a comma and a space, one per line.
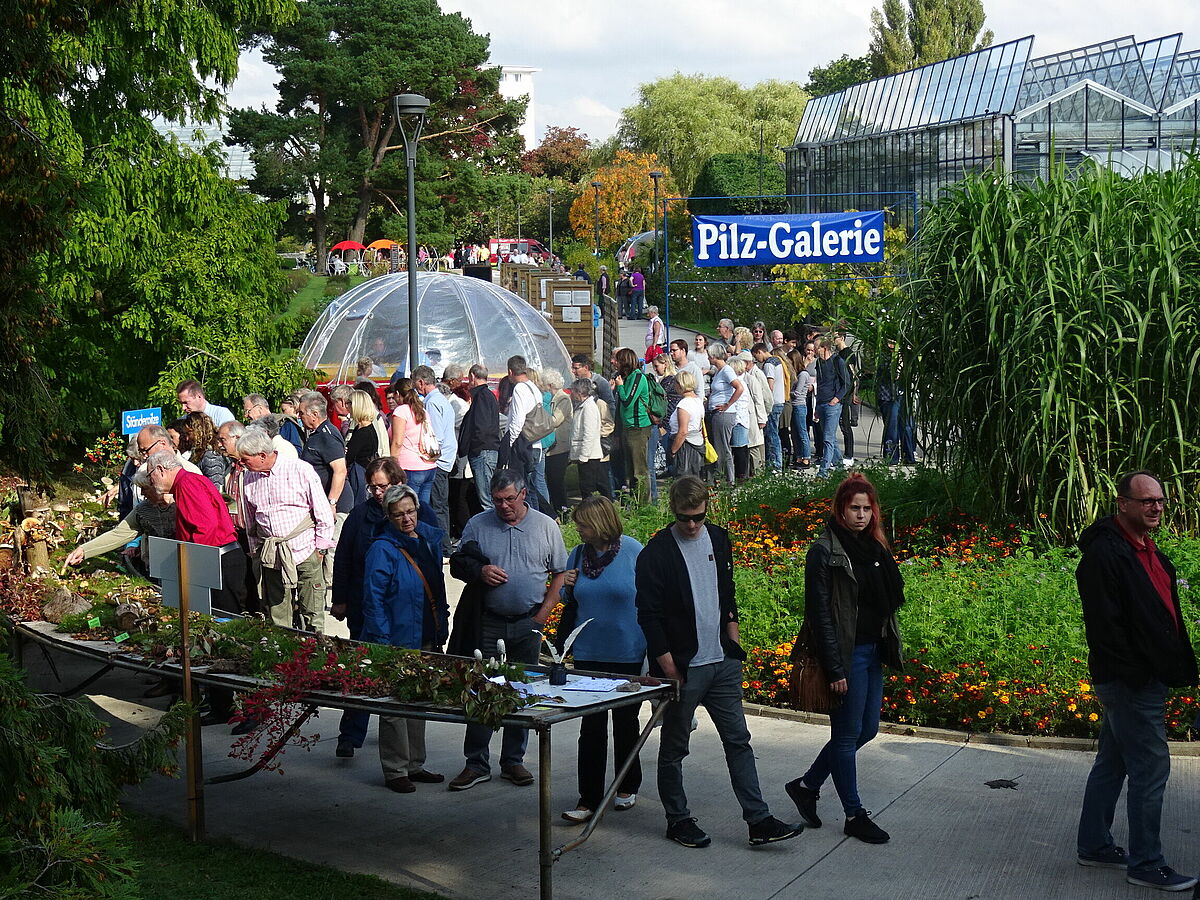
567, 151, 680, 250
616, 74, 808, 196
690, 154, 787, 216
806, 54, 873, 96
0, 0, 297, 480
522, 126, 591, 182
869, 0, 994, 76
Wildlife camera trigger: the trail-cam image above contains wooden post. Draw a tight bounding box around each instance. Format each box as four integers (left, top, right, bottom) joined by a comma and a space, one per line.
178, 546, 206, 841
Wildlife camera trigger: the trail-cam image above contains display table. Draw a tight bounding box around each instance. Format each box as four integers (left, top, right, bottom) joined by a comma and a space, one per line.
12, 620, 675, 900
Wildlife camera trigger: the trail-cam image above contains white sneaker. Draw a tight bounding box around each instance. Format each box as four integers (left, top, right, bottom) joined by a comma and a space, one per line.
561, 807, 593, 824
842, 458, 855, 467
614, 793, 637, 810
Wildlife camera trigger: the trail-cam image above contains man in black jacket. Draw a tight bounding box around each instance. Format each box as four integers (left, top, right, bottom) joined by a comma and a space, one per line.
458, 364, 500, 510
1075, 471, 1198, 892
635, 475, 802, 850
813, 337, 848, 478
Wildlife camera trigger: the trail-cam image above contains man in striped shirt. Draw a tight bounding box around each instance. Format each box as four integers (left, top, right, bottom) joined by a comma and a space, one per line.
236, 428, 335, 632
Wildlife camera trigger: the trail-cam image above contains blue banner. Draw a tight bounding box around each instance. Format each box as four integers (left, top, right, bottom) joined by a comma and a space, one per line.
121, 407, 162, 435
692, 211, 885, 267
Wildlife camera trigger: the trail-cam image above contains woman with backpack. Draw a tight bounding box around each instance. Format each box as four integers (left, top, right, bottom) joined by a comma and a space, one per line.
613, 347, 652, 504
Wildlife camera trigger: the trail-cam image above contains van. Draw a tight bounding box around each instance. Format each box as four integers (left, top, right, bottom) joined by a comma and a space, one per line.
488, 238, 549, 264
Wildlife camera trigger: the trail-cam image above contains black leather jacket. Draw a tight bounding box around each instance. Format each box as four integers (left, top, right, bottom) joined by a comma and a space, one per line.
795, 528, 904, 681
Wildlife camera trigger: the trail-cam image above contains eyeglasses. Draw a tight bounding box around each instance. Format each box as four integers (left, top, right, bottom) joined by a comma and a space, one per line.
137, 437, 166, 454
493, 491, 525, 507
1121, 495, 1168, 508
674, 512, 706, 523
367, 482, 392, 495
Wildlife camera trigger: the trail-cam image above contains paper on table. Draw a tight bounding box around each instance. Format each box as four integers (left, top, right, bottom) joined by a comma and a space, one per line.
560, 676, 626, 692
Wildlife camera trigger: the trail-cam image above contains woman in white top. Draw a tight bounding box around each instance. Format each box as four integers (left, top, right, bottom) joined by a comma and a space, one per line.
728, 357, 752, 480
669, 370, 705, 477
569, 378, 612, 500
645, 305, 665, 350
742, 354, 772, 475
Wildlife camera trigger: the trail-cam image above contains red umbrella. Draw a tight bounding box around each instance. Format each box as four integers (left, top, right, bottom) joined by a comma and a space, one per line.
331, 240, 368, 251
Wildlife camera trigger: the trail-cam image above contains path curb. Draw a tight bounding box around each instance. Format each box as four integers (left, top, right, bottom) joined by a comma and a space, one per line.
741, 701, 1200, 756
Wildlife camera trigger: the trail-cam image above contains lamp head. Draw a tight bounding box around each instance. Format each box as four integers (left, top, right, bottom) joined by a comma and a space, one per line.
393, 93, 431, 117
649, 170, 663, 181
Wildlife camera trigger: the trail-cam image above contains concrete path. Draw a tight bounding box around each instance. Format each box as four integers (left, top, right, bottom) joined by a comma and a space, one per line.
18, 647, 1200, 900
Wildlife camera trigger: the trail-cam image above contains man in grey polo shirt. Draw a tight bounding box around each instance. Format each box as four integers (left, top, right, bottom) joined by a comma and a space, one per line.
449, 468, 567, 791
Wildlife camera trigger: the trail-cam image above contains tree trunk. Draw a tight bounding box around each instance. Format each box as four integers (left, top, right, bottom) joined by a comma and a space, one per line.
313, 184, 328, 275
350, 179, 372, 245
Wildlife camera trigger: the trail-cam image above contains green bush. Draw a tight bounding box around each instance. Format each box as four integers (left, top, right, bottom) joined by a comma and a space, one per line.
690, 153, 786, 216
0, 630, 188, 896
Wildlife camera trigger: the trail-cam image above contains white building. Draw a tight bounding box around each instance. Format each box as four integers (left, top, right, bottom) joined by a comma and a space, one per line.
498, 65, 541, 151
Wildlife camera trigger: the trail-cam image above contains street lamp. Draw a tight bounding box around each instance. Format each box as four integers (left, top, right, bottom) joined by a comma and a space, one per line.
546, 187, 555, 260
392, 92, 430, 375
648, 169, 663, 261
516, 196, 522, 241
591, 180, 602, 256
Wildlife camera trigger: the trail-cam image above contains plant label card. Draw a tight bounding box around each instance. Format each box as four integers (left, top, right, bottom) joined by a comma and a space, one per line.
553, 289, 573, 306
561, 307, 582, 323
560, 676, 625, 692
572, 290, 592, 306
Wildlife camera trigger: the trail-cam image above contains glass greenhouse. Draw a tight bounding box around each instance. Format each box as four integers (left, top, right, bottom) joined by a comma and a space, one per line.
786, 33, 1200, 218
299, 272, 572, 384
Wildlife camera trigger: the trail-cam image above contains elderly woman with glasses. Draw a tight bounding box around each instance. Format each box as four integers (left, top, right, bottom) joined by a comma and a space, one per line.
362, 482, 449, 794
330, 457, 407, 759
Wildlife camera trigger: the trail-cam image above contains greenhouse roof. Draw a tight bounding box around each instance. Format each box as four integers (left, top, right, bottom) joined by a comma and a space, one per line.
795, 32, 1200, 144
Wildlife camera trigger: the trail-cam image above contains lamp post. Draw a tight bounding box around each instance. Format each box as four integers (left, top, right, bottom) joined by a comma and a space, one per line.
649, 169, 663, 264
392, 92, 430, 374
546, 187, 555, 260
590, 180, 602, 256
516, 197, 522, 241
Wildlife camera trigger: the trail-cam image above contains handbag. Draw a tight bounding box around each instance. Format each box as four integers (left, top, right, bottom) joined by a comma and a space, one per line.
788, 626, 840, 714
701, 418, 718, 465
398, 547, 443, 643
417, 416, 441, 462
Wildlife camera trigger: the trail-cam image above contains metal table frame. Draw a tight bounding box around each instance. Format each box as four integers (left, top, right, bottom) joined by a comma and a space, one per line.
11, 620, 675, 900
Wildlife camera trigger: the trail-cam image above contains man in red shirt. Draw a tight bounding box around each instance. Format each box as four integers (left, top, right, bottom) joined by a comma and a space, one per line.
1075, 471, 1198, 891
147, 451, 247, 615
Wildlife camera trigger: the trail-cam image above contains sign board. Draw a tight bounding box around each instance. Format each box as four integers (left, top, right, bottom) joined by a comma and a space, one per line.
692, 211, 885, 267
121, 407, 162, 435
146, 537, 225, 616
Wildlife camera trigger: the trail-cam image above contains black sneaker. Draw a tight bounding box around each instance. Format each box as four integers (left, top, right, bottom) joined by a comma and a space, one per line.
666, 817, 711, 848
748, 815, 803, 846
1125, 866, 1196, 891
844, 811, 890, 844
785, 778, 822, 828
1078, 846, 1127, 869
335, 739, 355, 758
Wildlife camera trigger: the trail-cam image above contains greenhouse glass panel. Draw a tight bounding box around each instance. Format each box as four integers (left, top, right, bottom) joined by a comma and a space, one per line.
1139, 35, 1182, 107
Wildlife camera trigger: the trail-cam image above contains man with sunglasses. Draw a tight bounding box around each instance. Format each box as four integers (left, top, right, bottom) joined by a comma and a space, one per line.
1076, 471, 1197, 892
636, 476, 802, 850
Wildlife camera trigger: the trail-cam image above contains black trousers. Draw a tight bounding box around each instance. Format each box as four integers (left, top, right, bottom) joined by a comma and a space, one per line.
576, 459, 612, 500
546, 451, 570, 512
573, 659, 644, 810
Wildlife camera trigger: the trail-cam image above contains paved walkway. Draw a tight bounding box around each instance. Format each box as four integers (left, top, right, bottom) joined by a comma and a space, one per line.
19, 648, 1200, 900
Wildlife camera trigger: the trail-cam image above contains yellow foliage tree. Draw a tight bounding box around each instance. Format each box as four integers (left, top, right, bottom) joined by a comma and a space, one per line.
568, 151, 680, 249
771, 219, 909, 322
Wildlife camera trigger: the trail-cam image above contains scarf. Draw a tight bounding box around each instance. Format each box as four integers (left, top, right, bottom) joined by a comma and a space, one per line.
581, 541, 620, 579
827, 518, 905, 614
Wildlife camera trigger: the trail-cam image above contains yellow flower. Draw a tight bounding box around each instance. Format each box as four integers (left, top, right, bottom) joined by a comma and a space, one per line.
1088, 713, 1098, 722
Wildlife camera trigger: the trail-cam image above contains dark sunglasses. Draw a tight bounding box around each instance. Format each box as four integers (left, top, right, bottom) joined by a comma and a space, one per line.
675, 512, 706, 523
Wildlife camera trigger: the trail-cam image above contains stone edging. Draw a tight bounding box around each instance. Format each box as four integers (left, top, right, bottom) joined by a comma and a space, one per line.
741, 702, 1200, 757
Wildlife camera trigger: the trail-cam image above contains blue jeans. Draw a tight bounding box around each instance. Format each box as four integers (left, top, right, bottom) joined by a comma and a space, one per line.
469, 450, 497, 510
791, 403, 811, 460
529, 446, 549, 512
658, 658, 771, 826
802, 641, 883, 817
1077, 679, 1171, 874
405, 467, 436, 507
816, 402, 842, 477
765, 404, 784, 470
630, 289, 645, 318
880, 399, 916, 464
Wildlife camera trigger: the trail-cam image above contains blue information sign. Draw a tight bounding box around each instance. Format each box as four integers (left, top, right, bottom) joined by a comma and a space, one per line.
692, 211, 885, 267
121, 407, 162, 435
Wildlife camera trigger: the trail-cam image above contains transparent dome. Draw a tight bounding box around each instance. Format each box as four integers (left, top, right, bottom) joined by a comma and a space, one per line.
299, 272, 573, 383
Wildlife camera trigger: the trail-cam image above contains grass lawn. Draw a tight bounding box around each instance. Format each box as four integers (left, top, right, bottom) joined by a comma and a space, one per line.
669, 317, 718, 336
123, 811, 442, 900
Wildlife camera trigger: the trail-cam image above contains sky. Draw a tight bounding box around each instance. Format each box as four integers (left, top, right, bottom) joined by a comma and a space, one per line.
227, 0, 1200, 146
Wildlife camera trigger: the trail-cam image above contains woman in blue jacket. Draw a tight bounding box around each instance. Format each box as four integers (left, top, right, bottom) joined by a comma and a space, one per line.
362, 484, 450, 793
330, 457, 405, 759
558, 495, 646, 823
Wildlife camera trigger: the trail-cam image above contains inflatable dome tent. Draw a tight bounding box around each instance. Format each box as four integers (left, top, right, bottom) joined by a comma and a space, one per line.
299, 272, 573, 384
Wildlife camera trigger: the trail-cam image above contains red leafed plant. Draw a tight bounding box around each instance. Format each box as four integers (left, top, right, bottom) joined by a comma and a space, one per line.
229, 639, 380, 772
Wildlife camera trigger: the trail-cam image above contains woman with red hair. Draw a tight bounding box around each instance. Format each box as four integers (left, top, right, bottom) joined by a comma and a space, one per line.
786, 473, 906, 844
